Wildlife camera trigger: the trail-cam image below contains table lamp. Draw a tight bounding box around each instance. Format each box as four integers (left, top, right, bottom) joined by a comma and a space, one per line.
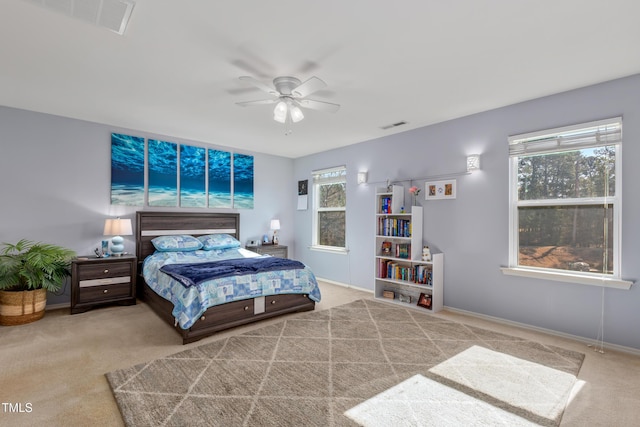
103, 218, 133, 256
270, 219, 280, 245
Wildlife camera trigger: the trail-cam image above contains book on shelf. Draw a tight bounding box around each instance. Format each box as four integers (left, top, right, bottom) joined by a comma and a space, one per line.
414, 265, 433, 285
377, 217, 412, 237
379, 196, 392, 214
377, 258, 433, 285
395, 243, 411, 259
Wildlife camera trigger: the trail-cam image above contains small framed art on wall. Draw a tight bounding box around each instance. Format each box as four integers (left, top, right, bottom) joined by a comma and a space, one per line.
425, 179, 456, 200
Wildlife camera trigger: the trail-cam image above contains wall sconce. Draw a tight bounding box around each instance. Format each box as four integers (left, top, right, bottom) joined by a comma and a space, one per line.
357, 171, 368, 184
467, 155, 481, 172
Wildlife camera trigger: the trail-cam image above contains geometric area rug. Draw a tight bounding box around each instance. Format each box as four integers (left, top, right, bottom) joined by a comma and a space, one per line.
106, 299, 585, 426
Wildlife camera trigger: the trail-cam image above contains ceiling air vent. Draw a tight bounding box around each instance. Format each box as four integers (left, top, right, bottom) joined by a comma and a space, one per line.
380, 121, 408, 130
24, 0, 135, 35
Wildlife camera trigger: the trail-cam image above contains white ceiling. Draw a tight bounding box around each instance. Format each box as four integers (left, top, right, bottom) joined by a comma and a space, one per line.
2, 1, 640, 158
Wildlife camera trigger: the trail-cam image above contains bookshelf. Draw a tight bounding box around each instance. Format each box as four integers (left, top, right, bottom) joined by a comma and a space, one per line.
374, 185, 444, 312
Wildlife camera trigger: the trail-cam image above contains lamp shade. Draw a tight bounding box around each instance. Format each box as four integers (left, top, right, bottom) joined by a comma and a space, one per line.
103, 218, 133, 236
270, 219, 281, 230
290, 105, 304, 123
273, 101, 287, 123
103, 218, 132, 256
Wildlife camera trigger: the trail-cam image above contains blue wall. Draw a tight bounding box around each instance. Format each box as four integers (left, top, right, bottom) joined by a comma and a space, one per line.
293, 74, 640, 350
0, 107, 295, 306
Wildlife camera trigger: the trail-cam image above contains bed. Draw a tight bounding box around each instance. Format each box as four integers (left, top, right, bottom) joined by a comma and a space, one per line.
135, 211, 319, 344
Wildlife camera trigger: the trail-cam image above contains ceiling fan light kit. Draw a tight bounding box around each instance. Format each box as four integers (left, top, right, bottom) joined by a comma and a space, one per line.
237, 75, 340, 134
273, 101, 288, 123
290, 105, 304, 123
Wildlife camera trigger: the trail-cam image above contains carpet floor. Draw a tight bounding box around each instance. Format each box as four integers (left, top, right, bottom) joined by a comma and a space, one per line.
106, 299, 584, 426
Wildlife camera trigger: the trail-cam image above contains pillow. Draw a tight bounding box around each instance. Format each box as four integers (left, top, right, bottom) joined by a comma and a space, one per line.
198, 233, 241, 250
151, 235, 203, 252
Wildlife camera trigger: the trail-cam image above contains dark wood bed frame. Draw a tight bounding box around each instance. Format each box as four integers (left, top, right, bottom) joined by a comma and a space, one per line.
136, 211, 315, 344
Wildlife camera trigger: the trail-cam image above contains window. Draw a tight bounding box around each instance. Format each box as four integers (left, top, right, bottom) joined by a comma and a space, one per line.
312, 166, 347, 251
505, 117, 629, 287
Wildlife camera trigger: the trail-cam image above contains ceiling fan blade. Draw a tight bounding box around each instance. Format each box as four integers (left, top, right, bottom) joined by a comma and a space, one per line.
299, 98, 340, 113
231, 59, 272, 78
296, 60, 320, 74
238, 76, 279, 96
291, 76, 327, 98
236, 98, 279, 107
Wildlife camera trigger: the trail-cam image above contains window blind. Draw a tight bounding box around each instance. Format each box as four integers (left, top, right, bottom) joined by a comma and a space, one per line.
508, 117, 622, 157
312, 165, 347, 184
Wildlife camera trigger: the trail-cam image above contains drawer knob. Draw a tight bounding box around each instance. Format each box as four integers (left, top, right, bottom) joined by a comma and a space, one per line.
103, 269, 109, 274
244, 306, 249, 311
271, 300, 276, 305
201, 315, 206, 321
103, 290, 108, 294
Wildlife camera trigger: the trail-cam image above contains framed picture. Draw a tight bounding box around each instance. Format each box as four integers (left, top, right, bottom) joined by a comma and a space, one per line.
418, 294, 431, 310
425, 179, 456, 200
417, 292, 432, 309
298, 179, 308, 195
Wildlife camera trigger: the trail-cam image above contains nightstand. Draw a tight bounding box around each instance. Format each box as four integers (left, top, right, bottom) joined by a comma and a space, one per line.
70, 255, 136, 314
246, 245, 288, 258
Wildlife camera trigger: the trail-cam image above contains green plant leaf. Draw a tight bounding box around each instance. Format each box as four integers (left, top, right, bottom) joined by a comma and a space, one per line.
0, 240, 75, 291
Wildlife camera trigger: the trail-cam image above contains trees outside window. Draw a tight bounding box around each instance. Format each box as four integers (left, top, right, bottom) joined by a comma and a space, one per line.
312, 166, 346, 250
508, 118, 622, 278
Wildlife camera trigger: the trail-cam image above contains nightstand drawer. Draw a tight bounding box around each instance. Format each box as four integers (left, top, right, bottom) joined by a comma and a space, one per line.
79, 276, 130, 288
77, 283, 132, 303
77, 262, 132, 280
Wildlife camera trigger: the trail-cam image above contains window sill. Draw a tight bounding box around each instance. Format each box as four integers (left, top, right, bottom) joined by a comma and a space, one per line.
500, 267, 633, 290
310, 245, 349, 255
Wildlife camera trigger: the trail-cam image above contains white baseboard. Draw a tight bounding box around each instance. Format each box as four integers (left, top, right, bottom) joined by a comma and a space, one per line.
444, 305, 640, 357
316, 277, 374, 293
317, 279, 640, 355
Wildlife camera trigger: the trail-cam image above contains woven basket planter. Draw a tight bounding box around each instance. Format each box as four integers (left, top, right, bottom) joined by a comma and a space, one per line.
0, 289, 47, 326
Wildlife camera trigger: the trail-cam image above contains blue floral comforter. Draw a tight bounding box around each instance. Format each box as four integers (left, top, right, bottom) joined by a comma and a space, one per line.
143, 248, 321, 329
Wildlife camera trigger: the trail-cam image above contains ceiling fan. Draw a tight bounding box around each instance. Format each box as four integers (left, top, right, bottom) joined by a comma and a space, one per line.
236, 76, 340, 132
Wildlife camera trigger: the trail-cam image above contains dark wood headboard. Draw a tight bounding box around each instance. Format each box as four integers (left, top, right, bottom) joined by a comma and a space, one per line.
135, 211, 240, 262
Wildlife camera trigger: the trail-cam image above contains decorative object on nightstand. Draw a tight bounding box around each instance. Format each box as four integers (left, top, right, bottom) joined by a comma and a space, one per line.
71, 254, 136, 314
94, 239, 109, 258
246, 245, 288, 259
103, 218, 132, 256
270, 219, 280, 245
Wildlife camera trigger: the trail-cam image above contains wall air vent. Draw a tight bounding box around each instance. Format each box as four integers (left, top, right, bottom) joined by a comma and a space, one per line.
24, 0, 135, 35
380, 121, 408, 130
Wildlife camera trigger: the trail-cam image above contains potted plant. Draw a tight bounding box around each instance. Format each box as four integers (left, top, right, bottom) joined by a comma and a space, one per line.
0, 239, 75, 325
